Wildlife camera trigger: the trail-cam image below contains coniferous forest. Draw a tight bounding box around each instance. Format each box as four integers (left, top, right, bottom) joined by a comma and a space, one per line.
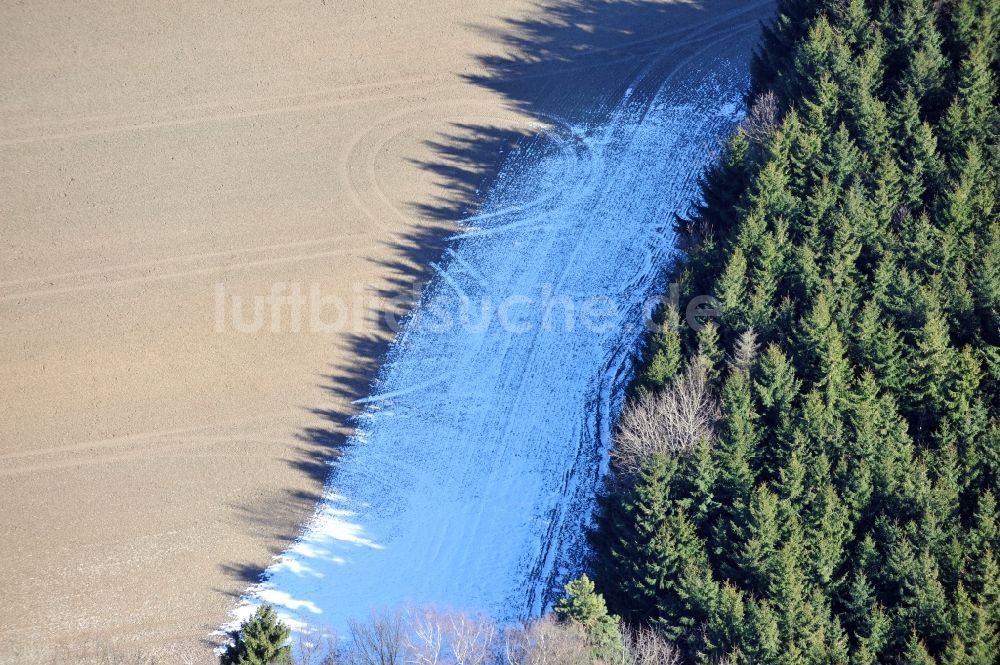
592, 0, 1000, 662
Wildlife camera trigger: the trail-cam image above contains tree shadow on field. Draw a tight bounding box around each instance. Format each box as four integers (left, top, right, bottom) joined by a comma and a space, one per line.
221, 0, 771, 620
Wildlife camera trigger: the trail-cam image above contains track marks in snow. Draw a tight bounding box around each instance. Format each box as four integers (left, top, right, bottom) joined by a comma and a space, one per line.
225, 5, 762, 644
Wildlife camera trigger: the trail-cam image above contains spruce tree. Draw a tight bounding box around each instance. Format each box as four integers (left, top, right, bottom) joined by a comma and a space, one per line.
637, 304, 682, 390
853, 302, 907, 397
710, 372, 759, 579
972, 222, 1000, 342
754, 344, 800, 479
717, 247, 750, 331
594, 454, 677, 620
889, 0, 948, 111
910, 295, 957, 429
686, 131, 751, 249
220, 605, 291, 665
902, 634, 936, 665
891, 91, 942, 210
696, 321, 724, 388
556, 575, 624, 662
736, 484, 782, 595
941, 43, 999, 161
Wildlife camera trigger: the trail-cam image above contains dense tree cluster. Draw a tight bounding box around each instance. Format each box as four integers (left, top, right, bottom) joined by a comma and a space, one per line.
594, 0, 1000, 662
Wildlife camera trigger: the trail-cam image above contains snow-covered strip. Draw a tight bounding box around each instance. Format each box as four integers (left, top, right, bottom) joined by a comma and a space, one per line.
228, 59, 748, 639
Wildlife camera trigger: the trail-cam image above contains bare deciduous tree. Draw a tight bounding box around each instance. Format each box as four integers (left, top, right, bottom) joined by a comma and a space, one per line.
740, 90, 780, 146
613, 355, 720, 476
447, 611, 497, 665
297, 624, 340, 665
502, 616, 593, 665
727, 328, 758, 377
621, 625, 681, 665
404, 607, 445, 665
345, 610, 405, 665
403, 607, 496, 665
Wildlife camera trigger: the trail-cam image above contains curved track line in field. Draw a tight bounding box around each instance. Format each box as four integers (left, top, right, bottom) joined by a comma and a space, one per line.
339, 101, 605, 239
337, 101, 529, 231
